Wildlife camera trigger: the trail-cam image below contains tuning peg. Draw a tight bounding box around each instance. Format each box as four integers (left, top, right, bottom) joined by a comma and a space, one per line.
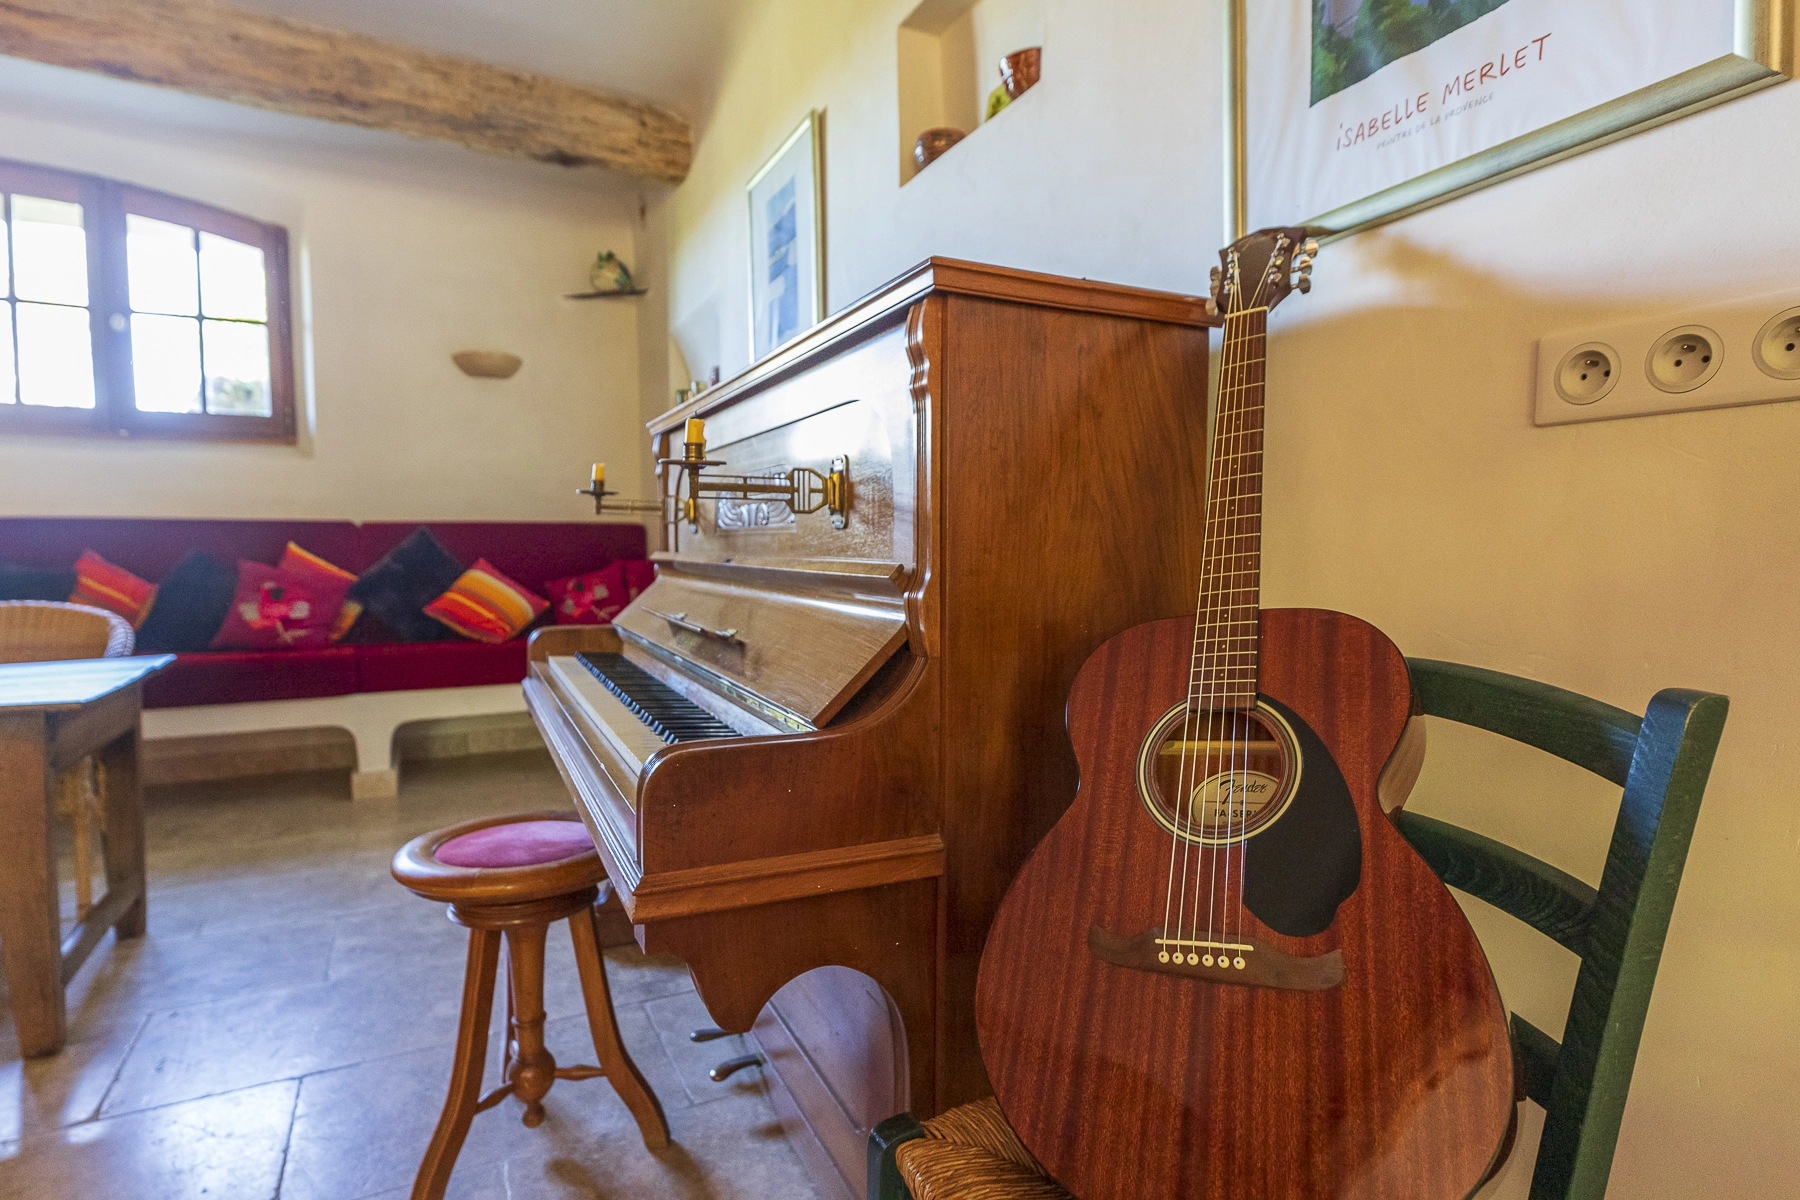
1295, 254, 1313, 271
1209, 265, 1222, 295
1206, 296, 1220, 317
1302, 238, 1320, 257
1295, 275, 1312, 294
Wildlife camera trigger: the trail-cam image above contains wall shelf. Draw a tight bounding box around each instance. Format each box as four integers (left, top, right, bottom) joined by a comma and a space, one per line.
563, 288, 649, 299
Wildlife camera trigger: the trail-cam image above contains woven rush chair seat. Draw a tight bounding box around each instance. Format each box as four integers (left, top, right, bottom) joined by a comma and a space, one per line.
392, 812, 668, 1200
893, 1098, 1072, 1200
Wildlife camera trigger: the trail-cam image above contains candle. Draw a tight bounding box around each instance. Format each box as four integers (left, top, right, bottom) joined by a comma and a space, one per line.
591, 462, 605, 486
685, 417, 705, 445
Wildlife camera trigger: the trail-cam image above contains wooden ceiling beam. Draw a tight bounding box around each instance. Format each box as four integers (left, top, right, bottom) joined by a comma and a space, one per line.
0, 0, 692, 184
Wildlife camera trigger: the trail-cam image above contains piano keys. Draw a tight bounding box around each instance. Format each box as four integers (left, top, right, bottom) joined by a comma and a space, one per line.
526, 257, 1213, 1199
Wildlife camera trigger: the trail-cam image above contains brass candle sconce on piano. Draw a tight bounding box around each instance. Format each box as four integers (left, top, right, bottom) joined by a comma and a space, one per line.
658, 418, 851, 533
578, 462, 662, 517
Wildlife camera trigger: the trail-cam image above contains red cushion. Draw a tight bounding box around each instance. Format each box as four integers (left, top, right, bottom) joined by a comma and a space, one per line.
547, 563, 628, 625
278, 542, 363, 642
354, 639, 529, 693
70, 550, 159, 628
436, 819, 593, 869
423, 558, 550, 644
212, 560, 352, 651
623, 559, 655, 602
143, 647, 359, 708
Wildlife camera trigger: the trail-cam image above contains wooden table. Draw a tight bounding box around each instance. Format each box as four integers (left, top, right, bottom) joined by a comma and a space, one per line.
0, 655, 172, 1056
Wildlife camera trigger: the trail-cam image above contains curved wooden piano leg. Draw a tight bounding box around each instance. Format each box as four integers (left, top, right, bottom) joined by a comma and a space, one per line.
642, 878, 943, 1117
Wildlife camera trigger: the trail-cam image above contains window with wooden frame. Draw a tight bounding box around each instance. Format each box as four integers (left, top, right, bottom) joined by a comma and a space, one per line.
0, 158, 295, 442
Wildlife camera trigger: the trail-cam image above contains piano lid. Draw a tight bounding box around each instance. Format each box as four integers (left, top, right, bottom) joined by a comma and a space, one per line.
612, 558, 910, 733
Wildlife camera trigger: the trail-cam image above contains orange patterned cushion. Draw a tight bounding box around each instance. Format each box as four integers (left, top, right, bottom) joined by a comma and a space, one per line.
423, 559, 548, 644
68, 550, 158, 629
277, 542, 364, 642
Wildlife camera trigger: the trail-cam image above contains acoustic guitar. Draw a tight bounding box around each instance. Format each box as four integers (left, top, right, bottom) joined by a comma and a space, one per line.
975, 229, 1514, 1199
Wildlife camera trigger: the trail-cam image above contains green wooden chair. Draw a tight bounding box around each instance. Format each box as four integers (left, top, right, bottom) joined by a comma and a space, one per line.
868, 658, 1728, 1200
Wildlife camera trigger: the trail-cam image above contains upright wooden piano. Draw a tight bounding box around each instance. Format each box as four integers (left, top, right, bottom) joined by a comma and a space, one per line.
526, 258, 1213, 1198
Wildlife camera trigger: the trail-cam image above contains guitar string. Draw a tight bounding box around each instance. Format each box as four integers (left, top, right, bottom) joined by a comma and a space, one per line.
1231, 245, 1280, 949
1214, 280, 1263, 959
1168, 245, 1277, 967
1202, 291, 1245, 957
1208, 298, 1249, 959
1197, 259, 1254, 960
1175, 277, 1245, 961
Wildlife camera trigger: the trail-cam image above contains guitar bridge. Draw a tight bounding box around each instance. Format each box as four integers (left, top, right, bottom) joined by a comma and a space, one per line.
1088, 925, 1343, 991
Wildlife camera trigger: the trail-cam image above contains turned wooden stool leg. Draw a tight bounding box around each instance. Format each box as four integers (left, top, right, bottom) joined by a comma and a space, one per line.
570, 902, 670, 1149
501, 920, 557, 1128
412, 926, 502, 1200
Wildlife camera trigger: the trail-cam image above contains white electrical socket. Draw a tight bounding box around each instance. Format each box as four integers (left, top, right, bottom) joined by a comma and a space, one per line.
1535, 288, 1800, 425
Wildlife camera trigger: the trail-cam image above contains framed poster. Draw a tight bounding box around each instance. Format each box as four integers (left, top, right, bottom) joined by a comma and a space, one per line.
1228, 0, 1793, 240
748, 110, 825, 361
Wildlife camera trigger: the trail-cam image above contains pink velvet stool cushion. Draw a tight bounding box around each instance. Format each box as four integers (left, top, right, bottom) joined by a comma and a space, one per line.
436, 820, 594, 869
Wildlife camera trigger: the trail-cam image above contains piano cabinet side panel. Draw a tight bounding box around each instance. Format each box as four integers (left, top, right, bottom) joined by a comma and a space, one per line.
643, 877, 939, 1129
753, 967, 908, 1200
936, 295, 1212, 1107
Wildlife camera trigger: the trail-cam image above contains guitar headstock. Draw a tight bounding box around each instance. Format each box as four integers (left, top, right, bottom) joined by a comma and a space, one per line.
1207, 227, 1319, 318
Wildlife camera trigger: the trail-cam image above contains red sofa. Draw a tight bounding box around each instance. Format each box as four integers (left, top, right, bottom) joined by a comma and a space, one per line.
0, 518, 645, 758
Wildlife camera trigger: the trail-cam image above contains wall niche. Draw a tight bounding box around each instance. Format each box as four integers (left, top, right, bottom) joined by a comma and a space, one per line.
897, 0, 1044, 185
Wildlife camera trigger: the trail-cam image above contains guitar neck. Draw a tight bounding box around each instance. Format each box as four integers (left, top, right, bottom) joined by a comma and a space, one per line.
1195, 306, 1266, 708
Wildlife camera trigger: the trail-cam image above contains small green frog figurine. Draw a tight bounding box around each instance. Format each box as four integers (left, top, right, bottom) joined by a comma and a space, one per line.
589, 251, 635, 293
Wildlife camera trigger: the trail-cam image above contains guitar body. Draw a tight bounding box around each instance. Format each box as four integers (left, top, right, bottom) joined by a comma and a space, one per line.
976, 608, 1513, 1200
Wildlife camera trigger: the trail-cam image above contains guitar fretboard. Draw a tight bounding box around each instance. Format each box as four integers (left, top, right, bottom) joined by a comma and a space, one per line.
1192, 307, 1265, 709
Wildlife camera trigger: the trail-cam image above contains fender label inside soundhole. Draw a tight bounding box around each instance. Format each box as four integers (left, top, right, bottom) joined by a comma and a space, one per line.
1136, 702, 1300, 845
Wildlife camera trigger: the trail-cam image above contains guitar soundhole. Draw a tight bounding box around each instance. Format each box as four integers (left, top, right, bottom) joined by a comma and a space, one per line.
1136, 702, 1300, 846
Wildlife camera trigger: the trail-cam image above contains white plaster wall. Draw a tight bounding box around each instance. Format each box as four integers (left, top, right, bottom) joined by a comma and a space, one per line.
667, 2, 1800, 1194
0, 64, 650, 523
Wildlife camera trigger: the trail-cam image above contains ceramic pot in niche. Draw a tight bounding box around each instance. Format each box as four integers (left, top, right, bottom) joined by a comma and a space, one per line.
914, 127, 965, 170
1001, 47, 1042, 100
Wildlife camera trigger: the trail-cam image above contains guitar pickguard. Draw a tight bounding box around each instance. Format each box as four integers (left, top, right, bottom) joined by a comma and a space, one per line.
1239, 696, 1363, 938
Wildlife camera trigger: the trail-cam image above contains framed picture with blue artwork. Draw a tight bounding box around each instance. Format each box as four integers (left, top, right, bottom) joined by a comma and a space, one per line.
747, 110, 825, 361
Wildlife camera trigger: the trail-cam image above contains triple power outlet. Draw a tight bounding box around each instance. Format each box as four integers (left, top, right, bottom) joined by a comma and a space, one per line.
1534, 288, 1800, 425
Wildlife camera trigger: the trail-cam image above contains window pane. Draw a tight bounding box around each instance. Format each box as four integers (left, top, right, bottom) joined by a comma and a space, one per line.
127, 215, 198, 316
0, 301, 14, 402
199, 232, 266, 321
203, 319, 271, 416
130, 313, 202, 413
16, 301, 94, 408
11, 196, 87, 306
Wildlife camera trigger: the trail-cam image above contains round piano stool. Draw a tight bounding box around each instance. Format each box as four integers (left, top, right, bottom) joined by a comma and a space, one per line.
391, 812, 670, 1200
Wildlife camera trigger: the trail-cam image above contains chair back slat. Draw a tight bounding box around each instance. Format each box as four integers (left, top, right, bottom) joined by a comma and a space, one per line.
1405, 660, 1727, 1200
1410, 658, 1641, 786
1395, 811, 1596, 954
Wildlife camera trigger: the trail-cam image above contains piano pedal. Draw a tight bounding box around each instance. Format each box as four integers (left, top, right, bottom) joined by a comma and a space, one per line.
709, 1054, 764, 1083
689, 1027, 731, 1043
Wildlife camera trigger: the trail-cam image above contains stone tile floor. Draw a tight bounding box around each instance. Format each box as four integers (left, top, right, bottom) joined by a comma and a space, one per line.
0, 752, 825, 1200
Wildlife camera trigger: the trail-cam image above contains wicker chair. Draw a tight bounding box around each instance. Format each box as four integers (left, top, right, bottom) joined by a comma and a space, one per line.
0, 602, 136, 917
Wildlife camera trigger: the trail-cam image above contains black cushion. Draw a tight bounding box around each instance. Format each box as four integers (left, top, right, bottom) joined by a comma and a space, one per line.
0, 562, 77, 602
348, 527, 465, 643
136, 551, 239, 654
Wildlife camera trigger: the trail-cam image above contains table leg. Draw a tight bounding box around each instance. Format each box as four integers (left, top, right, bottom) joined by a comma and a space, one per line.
97, 722, 147, 940
0, 713, 65, 1057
